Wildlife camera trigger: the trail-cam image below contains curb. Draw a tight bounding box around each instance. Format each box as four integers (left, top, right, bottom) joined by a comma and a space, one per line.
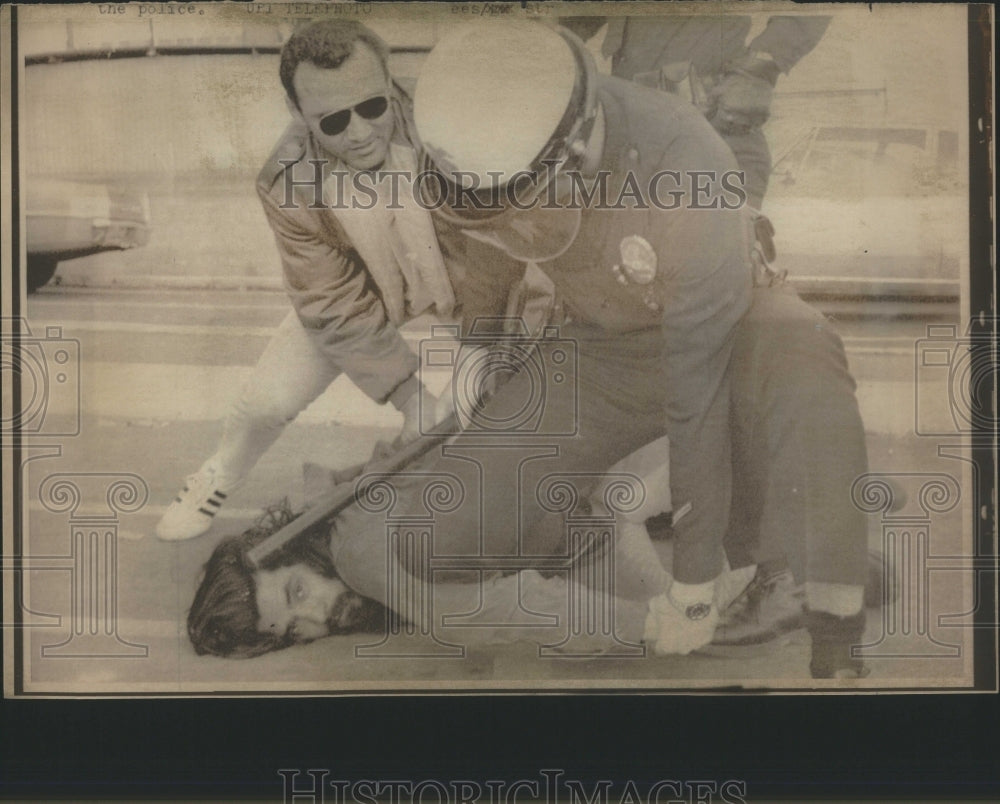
48, 272, 960, 299
51, 274, 285, 292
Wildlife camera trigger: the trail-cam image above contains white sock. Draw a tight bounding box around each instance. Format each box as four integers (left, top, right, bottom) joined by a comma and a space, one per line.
806, 582, 864, 617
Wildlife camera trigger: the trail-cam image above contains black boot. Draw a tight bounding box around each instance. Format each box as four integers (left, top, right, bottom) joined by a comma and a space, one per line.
807, 609, 870, 679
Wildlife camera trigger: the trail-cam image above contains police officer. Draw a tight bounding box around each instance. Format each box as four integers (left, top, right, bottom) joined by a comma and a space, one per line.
409, 22, 870, 678
561, 14, 832, 210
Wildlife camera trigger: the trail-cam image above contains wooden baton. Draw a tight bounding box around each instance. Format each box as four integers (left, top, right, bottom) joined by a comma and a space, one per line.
245, 413, 458, 569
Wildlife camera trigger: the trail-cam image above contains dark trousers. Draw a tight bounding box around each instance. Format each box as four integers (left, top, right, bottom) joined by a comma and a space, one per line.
725, 286, 870, 587
721, 128, 772, 210
403, 285, 869, 588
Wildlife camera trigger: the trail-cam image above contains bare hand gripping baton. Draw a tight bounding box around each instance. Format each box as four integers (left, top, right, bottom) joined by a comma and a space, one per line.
244, 317, 546, 569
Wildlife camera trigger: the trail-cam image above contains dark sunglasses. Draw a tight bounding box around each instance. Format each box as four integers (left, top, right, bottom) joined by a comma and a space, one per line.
319, 95, 389, 136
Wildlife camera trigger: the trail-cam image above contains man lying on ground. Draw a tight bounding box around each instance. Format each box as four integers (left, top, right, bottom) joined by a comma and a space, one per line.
187, 440, 753, 659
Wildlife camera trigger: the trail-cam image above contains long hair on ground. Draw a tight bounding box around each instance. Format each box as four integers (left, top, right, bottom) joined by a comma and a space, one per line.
186, 500, 376, 658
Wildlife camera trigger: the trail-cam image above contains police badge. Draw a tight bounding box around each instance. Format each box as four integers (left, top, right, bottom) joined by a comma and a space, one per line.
615, 234, 658, 284
612, 235, 661, 310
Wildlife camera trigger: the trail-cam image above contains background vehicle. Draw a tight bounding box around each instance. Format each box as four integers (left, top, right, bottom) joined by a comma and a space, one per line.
25, 177, 151, 291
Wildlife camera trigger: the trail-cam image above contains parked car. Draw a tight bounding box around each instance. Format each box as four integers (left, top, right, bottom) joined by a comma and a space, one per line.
25, 177, 151, 292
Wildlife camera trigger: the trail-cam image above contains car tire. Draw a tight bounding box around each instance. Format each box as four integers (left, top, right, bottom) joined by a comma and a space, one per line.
27, 255, 59, 293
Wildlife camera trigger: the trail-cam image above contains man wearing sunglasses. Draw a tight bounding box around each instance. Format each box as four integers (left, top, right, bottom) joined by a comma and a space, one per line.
157, 20, 523, 542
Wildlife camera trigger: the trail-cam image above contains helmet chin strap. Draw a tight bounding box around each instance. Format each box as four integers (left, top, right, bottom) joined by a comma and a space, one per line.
563, 101, 604, 177
462, 203, 583, 263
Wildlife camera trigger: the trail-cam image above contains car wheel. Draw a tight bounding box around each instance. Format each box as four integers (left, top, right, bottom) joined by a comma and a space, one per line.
27, 256, 59, 293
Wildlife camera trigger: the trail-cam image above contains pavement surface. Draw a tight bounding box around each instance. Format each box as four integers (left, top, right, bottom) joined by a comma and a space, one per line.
10, 285, 977, 693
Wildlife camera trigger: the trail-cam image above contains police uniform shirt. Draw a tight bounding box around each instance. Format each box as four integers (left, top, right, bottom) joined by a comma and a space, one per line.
540, 75, 753, 584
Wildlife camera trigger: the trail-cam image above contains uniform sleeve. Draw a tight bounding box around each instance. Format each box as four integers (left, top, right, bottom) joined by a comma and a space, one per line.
258, 185, 419, 407
748, 16, 832, 73
447, 228, 527, 339
654, 141, 753, 585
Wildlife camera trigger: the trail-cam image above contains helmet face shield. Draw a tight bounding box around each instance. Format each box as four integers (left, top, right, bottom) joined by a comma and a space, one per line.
462, 202, 583, 263
414, 22, 599, 242
415, 155, 583, 261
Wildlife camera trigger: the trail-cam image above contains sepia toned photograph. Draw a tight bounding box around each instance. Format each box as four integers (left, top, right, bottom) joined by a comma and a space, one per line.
1, 1, 994, 695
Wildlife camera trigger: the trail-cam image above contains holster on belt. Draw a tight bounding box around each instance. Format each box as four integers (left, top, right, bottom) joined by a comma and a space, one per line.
749, 213, 786, 288
504, 262, 558, 336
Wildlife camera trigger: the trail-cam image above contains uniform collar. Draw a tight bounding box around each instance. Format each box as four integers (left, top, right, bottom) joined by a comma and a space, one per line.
595, 81, 631, 174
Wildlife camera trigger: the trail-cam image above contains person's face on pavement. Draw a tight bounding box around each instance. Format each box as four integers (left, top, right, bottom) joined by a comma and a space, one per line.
254, 564, 350, 643
291, 43, 394, 171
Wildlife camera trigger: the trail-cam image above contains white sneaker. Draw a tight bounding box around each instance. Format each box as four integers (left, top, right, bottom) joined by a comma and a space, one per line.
155, 463, 241, 541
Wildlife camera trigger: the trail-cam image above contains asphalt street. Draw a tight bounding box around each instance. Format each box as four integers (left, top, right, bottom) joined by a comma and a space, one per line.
12, 285, 973, 692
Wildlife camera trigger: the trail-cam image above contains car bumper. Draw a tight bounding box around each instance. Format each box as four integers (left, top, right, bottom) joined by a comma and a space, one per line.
26, 182, 151, 258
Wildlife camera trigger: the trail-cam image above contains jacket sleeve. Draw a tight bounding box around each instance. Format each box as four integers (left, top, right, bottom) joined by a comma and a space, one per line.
258, 184, 419, 407
654, 140, 753, 585
748, 16, 832, 73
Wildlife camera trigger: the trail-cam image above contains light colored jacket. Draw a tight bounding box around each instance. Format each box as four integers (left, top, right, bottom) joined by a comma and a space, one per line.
256, 82, 522, 407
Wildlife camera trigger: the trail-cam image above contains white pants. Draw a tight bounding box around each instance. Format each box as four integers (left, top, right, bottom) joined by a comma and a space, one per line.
212, 311, 342, 481
211, 266, 555, 483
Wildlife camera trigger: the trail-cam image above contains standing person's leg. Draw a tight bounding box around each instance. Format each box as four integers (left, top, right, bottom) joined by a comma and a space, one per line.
215, 311, 343, 478
156, 311, 342, 541
726, 285, 870, 676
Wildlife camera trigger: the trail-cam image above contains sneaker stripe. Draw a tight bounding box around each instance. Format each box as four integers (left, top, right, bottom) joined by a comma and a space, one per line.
205, 497, 223, 508
198, 507, 217, 518
215, 491, 228, 500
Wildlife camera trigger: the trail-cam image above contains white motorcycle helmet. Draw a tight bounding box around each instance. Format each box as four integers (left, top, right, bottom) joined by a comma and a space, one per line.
414, 22, 599, 260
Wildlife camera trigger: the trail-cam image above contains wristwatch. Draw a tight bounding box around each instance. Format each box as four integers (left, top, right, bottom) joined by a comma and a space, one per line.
683, 602, 713, 621
667, 587, 714, 621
